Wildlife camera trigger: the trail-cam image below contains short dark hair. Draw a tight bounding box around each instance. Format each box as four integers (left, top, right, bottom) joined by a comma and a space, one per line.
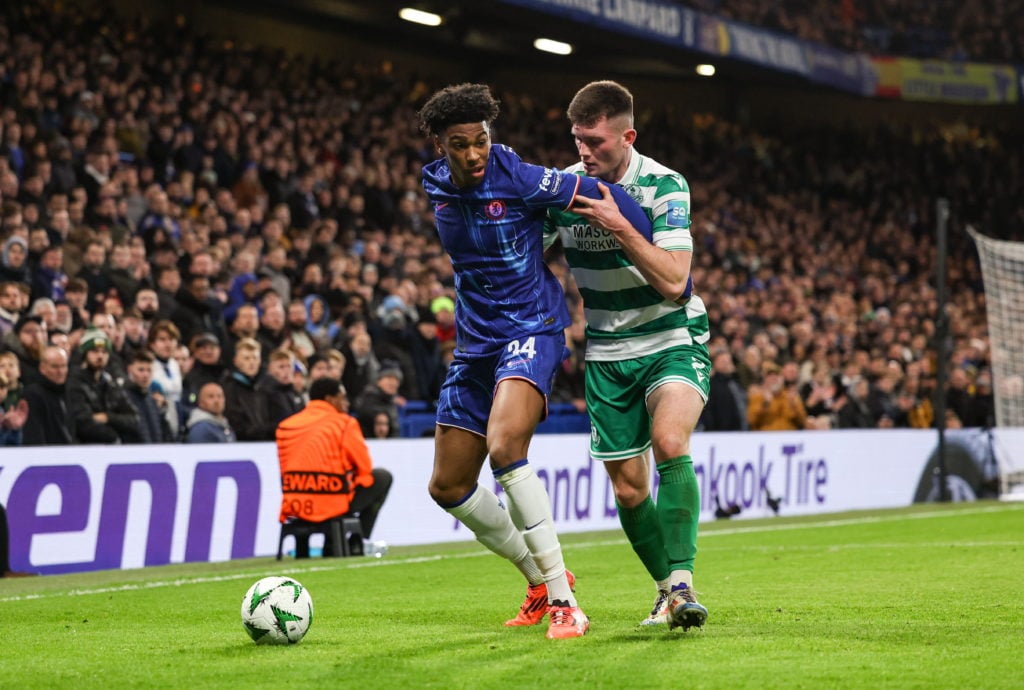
417, 83, 500, 137
131, 349, 155, 364
309, 376, 344, 401
567, 80, 633, 127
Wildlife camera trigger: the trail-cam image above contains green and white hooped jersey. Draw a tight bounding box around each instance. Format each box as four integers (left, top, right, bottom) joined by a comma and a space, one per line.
545, 149, 710, 361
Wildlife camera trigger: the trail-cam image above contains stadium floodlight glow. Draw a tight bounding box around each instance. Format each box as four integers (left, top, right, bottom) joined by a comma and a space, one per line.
695, 64, 716, 77
534, 38, 573, 55
399, 8, 442, 27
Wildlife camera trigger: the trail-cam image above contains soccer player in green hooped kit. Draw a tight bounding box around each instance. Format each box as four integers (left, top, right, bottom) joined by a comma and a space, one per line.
545, 80, 711, 630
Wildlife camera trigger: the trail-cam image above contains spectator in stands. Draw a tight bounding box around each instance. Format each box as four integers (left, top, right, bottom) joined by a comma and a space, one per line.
4, 315, 46, 387
184, 381, 236, 443
748, 362, 809, 431
68, 328, 140, 444
120, 307, 147, 362
352, 364, 403, 439
0, 351, 25, 419
276, 377, 392, 555
183, 332, 225, 403
29, 245, 66, 302
0, 238, 29, 285
0, 281, 23, 336
323, 348, 347, 382
222, 336, 272, 441
76, 240, 111, 313
800, 368, 846, 430
260, 348, 304, 427
106, 243, 140, 305
409, 309, 444, 403
0, 370, 28, 446
369, 410, 393, 439
257, 300, 287, 361
701, 350, 749, 432
148, 319, 185, 438
153, 265, 181, 321
836, 376, 875, 429
223, 303, 260, 365
21, 345, 72, 445
303, 294, 338, 351
124, 350, 171, 443
171, 271, 226, 349
63, 278, 90, 330
284, 299, 317, 362
89, 311, 128, 382
132, 286, 160, 328
430, 295, 456, 346
341, 329, 380, 403
259, 245, 292, 302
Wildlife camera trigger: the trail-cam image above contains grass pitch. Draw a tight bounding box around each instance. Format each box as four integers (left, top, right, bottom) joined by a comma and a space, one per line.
2, 501, 1021, 689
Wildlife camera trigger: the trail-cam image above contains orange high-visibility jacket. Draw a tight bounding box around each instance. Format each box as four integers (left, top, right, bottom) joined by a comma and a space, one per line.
276, 400, 375, 523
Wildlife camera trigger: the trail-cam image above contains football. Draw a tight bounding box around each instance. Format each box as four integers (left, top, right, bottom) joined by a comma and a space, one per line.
240, 576, 314, 645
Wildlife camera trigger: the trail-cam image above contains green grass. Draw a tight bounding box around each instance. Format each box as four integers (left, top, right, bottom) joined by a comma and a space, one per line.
2, 501, 1022, 689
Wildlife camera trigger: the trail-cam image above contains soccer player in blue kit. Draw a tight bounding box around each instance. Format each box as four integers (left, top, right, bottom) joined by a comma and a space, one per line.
418, 83, 652, 639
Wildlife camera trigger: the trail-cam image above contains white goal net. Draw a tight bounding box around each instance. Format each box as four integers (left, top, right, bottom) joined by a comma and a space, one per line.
968, 227, 1024, 498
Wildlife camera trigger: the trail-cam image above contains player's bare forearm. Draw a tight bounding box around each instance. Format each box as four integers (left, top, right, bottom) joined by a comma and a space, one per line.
572, 183, 691, 300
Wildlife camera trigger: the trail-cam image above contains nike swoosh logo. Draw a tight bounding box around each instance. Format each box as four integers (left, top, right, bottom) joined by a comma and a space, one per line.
524, 520, 544, 530
435, 202, 449, 210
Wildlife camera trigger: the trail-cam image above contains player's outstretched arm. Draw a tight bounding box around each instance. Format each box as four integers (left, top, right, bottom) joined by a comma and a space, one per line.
572, 182, 691, 301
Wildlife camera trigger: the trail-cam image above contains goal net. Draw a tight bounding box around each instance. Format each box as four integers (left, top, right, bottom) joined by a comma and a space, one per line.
967, 227, 1024, 498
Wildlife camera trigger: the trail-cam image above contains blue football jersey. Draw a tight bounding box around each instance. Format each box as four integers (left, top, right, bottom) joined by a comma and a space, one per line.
422, 144, 582, 354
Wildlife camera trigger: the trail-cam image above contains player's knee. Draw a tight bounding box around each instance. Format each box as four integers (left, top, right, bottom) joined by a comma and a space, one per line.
428, 477, 469, 507
653, 434, 691, 462
613, 482, 647, 508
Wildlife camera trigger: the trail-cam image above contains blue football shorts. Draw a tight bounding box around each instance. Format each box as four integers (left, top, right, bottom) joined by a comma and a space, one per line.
435, 332, 568, 436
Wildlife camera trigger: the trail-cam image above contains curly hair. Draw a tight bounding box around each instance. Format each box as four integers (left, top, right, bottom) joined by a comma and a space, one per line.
417, 83, 500, 136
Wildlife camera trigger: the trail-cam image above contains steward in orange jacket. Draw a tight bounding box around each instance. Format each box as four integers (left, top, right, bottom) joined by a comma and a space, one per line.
277, 377, 378, 524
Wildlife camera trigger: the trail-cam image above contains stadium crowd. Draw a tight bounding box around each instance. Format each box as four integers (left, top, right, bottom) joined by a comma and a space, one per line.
687, 0, 1024, 62
0, 2, 1014, 444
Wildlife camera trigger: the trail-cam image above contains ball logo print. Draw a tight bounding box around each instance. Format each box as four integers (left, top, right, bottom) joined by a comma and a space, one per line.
241, 576, 314, 644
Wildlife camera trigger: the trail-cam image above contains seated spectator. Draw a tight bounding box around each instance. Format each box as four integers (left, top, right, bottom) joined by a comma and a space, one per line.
0, 371, 28, 446
0, 281, 23, 336
836, 376, 876, 429
184, 381, 236, 443
351, 364, 404, 439
277, 377, 392, 556
4, 315, 47, 387
701, 350, 749, 432
21, 345, 72, 445
340, 330, 379, 402
1, 238, 30, 288
259, 348, 304, 427
68, 328, 141, 444
183, 332, 225, 403
148, 319, 185, 438
222, 336, 273, 441
124, 350, 173, 443
748, 362, 809, 431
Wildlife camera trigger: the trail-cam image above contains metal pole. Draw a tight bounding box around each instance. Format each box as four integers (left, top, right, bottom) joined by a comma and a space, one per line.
934, 198, 950, 502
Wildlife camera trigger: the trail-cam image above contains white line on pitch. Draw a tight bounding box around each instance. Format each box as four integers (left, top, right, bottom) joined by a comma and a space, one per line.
2, 503, 1019, 603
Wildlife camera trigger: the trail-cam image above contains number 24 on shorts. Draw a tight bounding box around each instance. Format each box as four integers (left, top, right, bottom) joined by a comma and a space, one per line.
507, 337, 537, 358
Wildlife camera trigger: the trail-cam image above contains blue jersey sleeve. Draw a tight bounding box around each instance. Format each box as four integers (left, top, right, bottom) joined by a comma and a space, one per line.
512, 159, 582, 211
575, 177, 654, 243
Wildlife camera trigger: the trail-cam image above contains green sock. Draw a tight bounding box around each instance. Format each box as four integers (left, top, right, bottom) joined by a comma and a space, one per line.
617, 495, 670, 582
655, 455, 699, 573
